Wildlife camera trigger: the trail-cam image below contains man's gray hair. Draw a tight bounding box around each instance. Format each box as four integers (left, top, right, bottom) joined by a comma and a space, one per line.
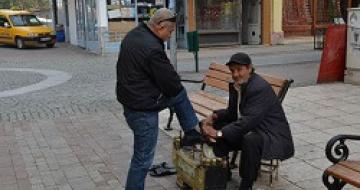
148, 8, 176, 26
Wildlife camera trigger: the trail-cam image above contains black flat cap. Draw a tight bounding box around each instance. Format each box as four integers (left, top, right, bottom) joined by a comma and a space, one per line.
226, 52, 252, 66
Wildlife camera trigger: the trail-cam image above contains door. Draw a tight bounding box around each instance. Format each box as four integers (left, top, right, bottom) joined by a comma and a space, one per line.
75, 0, 86, 48
75, 0, 99, 52
0, 16, 12, 44
84, 0, 99, 52
243, 0, 261, 45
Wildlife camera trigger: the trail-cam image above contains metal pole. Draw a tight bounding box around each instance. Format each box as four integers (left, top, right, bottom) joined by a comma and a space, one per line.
195, 51, 199, 72
169, 0, 177, 71
52, 0, 58, 25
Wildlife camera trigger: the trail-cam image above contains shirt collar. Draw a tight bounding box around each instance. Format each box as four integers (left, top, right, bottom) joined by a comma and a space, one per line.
233, 83, 241, 92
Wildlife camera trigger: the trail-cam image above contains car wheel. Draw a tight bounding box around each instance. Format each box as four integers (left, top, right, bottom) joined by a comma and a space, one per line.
46, 43, 55, 48
16, 38, 25, 49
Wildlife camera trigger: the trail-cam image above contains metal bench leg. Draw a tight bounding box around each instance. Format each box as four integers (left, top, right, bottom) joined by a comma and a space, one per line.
165, 107, 175, 131
323, 172, 346, 190
271, 159, 280, 186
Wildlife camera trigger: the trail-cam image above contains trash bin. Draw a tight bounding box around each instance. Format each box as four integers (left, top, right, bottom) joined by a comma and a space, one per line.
317, 24, 347, 83
56, 24, 65, 42
187, 31, 199, 52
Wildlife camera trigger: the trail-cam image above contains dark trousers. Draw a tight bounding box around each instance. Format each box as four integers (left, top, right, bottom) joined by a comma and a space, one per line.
212, 123, 264, 183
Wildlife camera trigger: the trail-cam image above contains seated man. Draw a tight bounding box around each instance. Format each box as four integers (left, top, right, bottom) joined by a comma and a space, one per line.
202, 53, 295, 190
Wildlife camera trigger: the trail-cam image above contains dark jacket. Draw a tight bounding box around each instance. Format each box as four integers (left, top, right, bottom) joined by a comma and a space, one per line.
215, 73, 294, 160
116, 23, 183, 111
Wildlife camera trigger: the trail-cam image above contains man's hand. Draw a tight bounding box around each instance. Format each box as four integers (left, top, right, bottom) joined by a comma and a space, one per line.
200, 113, 218, 142
202, 123, 217, 140
202, 113, 218, 126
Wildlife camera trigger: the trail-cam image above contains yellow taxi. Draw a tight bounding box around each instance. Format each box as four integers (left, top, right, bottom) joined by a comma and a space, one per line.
0, 9, 56, 49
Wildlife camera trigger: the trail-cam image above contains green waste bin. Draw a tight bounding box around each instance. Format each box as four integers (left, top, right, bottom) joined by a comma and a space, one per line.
187, 31, 199, 52
187, 31, 199, 72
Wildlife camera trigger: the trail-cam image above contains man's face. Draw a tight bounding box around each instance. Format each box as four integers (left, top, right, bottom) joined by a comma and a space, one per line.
156, 21, 176, 41
229, 64, 252, 85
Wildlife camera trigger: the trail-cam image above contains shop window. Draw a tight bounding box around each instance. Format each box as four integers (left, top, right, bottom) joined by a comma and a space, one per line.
107, 0, 165, 41
196, 0, 241, 31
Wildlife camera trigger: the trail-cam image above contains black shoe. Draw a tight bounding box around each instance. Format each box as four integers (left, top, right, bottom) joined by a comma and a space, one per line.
239, 180, 253, 190
181, 129, 203, 147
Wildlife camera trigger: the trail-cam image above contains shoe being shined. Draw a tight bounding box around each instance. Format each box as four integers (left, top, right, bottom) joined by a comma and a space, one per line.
180, 129, 203, 147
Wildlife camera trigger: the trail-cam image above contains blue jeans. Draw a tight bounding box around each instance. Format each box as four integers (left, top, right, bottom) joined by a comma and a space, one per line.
124, 89, 198, 190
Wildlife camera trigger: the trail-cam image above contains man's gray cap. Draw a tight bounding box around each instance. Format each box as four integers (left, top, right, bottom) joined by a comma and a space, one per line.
226, 52, 252, 66
150, 8, 177, 24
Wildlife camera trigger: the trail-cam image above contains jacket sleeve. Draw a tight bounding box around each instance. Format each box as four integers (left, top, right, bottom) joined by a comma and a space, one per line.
147, 49, 183, 97
221, 85, 276, 144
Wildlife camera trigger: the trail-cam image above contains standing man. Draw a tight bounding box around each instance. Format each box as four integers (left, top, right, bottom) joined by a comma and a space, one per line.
202, 53, 294, 190
116, 8, 201, 190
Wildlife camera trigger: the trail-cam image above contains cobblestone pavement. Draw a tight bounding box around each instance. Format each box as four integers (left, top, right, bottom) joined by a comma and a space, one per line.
0, 43, 358, 190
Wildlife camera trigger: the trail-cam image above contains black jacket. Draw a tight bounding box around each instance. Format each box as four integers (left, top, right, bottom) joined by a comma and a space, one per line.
215, 73, 294, 160
116, 23, 183, 111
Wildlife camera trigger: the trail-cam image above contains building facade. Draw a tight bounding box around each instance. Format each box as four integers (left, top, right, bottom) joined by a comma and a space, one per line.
53, 0, 284, 54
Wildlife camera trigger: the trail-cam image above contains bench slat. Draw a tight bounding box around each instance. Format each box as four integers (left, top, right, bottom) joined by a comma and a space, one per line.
339, 160, 360, 173
209, 63, 231, 74
192, 103, 213, 117
206, 69, 232, 82
258, 73, 287, 87
209, 63, 287, 88
189, 93, 227, 111
197, 91, 228, 105
203, 77, 229, 91
326, 162, 360, 188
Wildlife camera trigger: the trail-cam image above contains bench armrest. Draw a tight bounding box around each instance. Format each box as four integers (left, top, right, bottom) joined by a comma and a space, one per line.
325, 134, 360, 164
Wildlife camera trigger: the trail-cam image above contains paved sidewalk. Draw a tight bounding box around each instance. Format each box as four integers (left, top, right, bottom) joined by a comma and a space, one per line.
1, 82, 360, 190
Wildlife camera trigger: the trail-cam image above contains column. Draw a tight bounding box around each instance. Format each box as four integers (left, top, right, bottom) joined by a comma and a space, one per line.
262, 0, 272, 45
97, 0, 109, 54
67, 0, 77, 45
271, 0, 284, 44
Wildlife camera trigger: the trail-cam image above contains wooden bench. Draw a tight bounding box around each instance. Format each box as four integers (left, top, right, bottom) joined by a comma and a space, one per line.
323, 134, 360, 189
167, 63, 293, 184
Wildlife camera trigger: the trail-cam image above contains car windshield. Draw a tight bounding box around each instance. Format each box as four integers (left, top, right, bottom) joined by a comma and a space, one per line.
10, 15, 42, 26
